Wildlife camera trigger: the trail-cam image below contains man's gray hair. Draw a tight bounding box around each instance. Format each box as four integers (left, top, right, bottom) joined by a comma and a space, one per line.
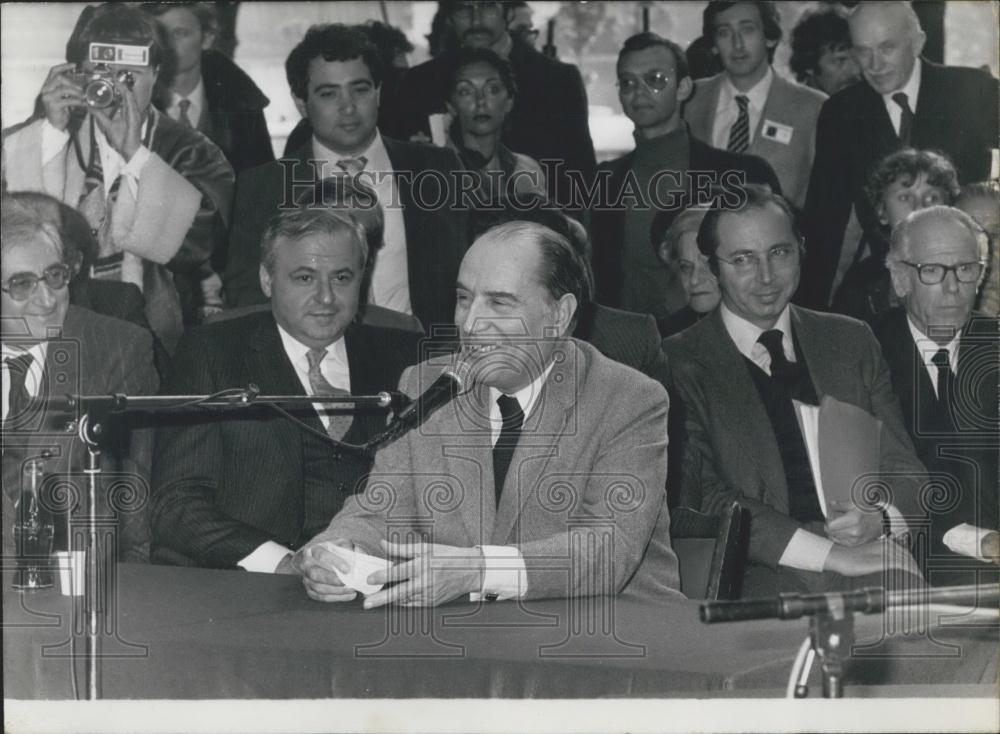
850, 1, 923, 42
0, 193, 65, 261
887, 205, 989, 283
259, 206, 368, 274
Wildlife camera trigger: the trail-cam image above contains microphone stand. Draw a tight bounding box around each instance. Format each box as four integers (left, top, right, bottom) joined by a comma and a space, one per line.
35, 386, 401, 700
700, 585, 998, 698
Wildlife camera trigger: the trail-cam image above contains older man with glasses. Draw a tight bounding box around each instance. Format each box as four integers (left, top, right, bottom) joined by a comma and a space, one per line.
1, 192, 158, 563
663, 186, 928, 596
874, 206, 999, 585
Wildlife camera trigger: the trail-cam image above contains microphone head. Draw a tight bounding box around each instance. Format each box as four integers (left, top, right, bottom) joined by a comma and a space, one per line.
441, 359, 472, 394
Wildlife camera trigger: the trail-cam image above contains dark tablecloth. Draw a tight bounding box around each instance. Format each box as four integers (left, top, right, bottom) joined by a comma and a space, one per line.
3, 564, 997, 699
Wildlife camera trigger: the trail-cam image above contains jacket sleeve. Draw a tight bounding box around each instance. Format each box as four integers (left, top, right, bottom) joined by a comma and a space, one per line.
150, 332, 276, 567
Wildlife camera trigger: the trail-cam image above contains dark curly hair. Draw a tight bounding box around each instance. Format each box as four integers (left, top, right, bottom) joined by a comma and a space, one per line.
285, 23, 383, 101
445, 46, 518, 99
865, 149, 960, 213
790, 7, 852, 84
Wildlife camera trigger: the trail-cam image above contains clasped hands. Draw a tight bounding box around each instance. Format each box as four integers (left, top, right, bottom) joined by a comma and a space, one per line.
822, 500, 920, 578
289, 539, 486, 608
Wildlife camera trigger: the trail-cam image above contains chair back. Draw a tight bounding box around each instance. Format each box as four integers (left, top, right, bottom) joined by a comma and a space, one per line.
670, 501, 746, 600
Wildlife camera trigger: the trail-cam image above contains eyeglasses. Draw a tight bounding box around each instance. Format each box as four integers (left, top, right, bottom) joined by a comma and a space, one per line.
900, 260, 985, 285
617, 71, 673, 95
451, 2, 502, 21
1, 264, 72, 302
715, 243, 800, 274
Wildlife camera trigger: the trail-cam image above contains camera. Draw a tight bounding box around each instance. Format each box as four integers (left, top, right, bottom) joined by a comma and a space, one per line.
67, 64, 135, 110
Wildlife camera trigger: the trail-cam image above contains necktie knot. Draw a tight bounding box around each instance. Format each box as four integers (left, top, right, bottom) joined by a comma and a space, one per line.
6, 352, 34, 378
758, 329, 798, 382
306, 347, 328, 373
177, 98, 194, 128
931, 347, 950, 371
336, 156, 368, 175
891, 92, 911, 112
497, 394, 524, 429
735, 94, 749, 110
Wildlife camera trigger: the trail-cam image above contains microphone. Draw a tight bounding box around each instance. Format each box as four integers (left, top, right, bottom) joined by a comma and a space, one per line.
367, 362, 470, 449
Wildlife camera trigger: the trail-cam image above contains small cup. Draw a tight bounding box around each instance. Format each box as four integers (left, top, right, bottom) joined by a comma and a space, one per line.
54, 550, 86, 597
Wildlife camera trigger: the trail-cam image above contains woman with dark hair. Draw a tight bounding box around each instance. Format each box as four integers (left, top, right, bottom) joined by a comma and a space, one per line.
833, 148, 960, 322
444, 47, 546, 206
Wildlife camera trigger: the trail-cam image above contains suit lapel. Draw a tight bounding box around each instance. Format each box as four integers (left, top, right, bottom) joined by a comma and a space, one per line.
245, 316, 309, 471
492, 343, 576, 543
791, 307, 854, 400
696, 312, 785, 495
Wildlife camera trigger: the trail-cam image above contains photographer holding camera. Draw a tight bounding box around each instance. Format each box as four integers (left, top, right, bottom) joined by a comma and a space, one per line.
2, 3, 234, 354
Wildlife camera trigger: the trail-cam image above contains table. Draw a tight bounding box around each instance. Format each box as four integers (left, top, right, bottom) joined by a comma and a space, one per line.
3, 564, 997, 699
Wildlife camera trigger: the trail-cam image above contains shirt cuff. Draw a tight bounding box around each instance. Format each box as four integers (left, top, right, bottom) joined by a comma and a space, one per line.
470, 545, 527, 601
237, 541, 293, 573
943, 524, 994, 561
778, 529, 834, 573
882, 503, 909, 539
41, 119, 70, 166
121, 144, 151, 192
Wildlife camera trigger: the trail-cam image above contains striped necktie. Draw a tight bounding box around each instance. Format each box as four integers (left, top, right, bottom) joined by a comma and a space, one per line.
306, 348, 353, 440
727, 95, 751, 153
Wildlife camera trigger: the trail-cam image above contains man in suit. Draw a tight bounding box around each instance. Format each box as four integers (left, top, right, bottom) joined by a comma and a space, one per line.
801, 0, 999, 309
664, 187, 926, 596
2, 3, 234, 352
387, 1, 596, 210
683, 1, 825, 209
875, 206, 999, 583
292, 221, 681, 605
2, 195, 158, 562
151, 206, 421, 571
590, 32, 780, 320
221, 24, 468, 335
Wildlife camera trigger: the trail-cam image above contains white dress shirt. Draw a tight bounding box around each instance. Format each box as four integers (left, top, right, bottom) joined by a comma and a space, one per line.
711, 66, 774, 149
906, 315, 960, 398
237, 327, 351, 574
166, 78, 206, 128
720, 303, 835, 572
469, 361, 557, 601
881, 59, 921, 137
311, 133, 412, 316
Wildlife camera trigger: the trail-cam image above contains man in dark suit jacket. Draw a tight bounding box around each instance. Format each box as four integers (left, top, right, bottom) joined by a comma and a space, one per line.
221, 24, 467, 334
875, 206, 999, 584
151, 207, 421, 571
664, 188, 926, 596
801, 1, 999, 309
590, 32, 780, 318
2, 199, 157, 563
386, 1, 596, 209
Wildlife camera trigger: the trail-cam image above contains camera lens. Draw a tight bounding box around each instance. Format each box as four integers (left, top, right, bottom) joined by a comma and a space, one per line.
85, 79, 116, 108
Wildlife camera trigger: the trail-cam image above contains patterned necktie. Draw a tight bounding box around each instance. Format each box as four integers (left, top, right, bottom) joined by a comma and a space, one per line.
178, 98, 194, 128
78, 117, 125, 280
3, 353, 34, 430
892, 92, 913, 145
931, 348, 952, 403
336, 156, 368, 175
758, 329, 798, 383
727, 95, 751, 153
305, 348, 353, 440
493, 395, 524, 506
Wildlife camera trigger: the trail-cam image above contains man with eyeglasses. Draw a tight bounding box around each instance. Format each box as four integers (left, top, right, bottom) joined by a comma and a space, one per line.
682, 1, 826, 210
664, 186, 927, 596
1, 193, 158, 562
801, 0, 999, 311
388, 1, 596, 210
589, 32, 779, 321
874, 206, 999, 583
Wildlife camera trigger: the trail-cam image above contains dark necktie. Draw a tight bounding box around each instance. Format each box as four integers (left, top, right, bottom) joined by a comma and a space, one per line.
931, 348, 952, 404
758, 329, 798, 383
336, 156, 368, 175
78, 117, 125, 281
178, 98, 194, 128
891, 92, 913, 145
305, 347, 353, 440
4, 353, 34, 430
493, 395, 524, 506
727, 95, 750, 153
